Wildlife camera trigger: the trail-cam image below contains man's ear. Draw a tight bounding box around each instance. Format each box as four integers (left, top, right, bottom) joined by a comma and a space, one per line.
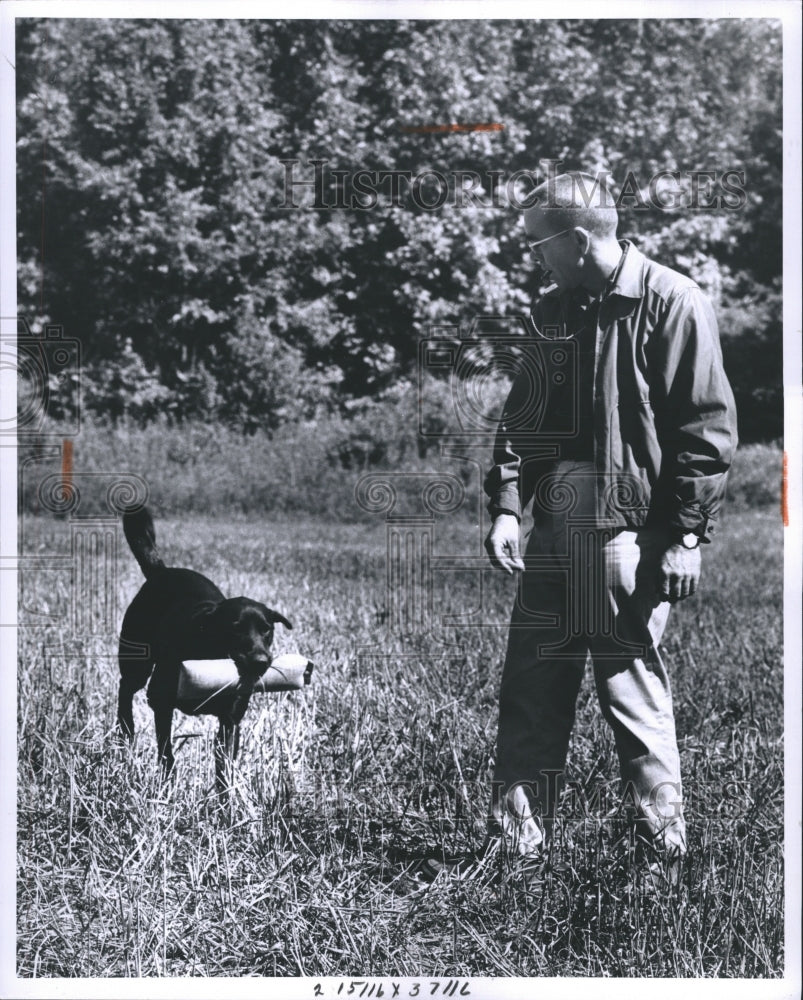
572, 227, 592, 254
268, 609, 293, 630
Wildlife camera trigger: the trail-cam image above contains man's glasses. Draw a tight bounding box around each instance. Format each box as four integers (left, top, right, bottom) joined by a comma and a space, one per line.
526, 227, 573, 253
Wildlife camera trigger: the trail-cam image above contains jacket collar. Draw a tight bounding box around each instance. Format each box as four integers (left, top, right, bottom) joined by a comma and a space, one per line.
606, 240, 645, 300
558, 239, 645, 311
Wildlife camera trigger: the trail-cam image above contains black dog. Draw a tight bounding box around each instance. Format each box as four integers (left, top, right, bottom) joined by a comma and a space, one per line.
118, 507, 292, 789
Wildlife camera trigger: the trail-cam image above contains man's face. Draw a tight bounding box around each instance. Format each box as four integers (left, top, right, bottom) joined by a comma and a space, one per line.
523, 207, 582, 290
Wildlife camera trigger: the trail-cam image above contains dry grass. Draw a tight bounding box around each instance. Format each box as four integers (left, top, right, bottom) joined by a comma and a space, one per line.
16, 507, 784, 978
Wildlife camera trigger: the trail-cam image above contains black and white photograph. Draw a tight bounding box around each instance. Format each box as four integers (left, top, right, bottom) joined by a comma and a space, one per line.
1, 2, 800, 997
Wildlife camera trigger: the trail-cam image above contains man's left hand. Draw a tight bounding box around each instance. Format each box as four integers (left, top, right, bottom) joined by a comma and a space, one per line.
656, 544, 701, 603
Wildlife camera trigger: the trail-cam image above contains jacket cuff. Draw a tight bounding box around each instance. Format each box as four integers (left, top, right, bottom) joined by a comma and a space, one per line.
488, 484, 522, 522
669, 500, 716, 543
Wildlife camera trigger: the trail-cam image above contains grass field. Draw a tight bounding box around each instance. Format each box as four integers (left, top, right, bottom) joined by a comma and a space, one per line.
16, 502, 784, 979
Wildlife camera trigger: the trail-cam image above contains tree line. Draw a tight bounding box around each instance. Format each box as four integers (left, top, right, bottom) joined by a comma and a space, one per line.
15, 18, 782, 440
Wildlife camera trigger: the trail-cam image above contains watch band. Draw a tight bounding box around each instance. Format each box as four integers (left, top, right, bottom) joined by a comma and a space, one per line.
493, 507, 521, 521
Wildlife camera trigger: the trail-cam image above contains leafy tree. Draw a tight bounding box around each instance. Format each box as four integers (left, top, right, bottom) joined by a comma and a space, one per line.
15, 17, 783, 439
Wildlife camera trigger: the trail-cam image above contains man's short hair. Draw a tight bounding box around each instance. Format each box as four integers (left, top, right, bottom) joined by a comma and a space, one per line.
525, 171, 619, 238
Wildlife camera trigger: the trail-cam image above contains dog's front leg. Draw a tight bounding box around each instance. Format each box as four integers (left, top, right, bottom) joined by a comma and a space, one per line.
215, 681, 253, 798
215, 718, 239, 796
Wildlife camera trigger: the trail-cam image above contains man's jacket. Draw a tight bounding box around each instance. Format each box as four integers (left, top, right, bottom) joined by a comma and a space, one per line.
484, 241, 738, 542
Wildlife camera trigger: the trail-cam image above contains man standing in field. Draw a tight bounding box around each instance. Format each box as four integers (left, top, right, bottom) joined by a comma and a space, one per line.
442, 171, 737, 877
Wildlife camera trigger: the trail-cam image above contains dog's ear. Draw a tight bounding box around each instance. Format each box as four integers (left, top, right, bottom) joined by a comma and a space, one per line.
268, 610, 293, 630
192, 601, 223, 632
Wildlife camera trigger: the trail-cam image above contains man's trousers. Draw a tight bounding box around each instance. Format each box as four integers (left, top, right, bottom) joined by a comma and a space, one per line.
491, 462, 686, 857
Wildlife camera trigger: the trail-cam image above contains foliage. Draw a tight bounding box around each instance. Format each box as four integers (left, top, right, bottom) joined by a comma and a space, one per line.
15, 18, 783, 438
718, 283, 783, 442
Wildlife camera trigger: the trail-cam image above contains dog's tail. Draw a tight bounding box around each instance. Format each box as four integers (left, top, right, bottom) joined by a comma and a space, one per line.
122, 507, 165, 579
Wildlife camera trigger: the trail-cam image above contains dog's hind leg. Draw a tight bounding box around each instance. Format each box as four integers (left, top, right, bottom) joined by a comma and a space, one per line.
117, 637, 153, 739
153, 705, 176, 778
146, 659, 181, 778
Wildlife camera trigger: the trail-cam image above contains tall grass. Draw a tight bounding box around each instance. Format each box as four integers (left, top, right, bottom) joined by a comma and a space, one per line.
16, 506, 784, 978
19, 412, 782, 521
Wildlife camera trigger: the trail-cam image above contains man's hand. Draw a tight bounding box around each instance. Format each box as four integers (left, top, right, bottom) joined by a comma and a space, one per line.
485, 514, 525, 574
656, 543, 701, 603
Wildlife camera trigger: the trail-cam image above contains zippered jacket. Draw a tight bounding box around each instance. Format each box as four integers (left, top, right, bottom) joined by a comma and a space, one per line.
484, 241, 738, 542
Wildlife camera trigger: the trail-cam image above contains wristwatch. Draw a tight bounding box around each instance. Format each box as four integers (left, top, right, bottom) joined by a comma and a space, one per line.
676, 532, 700, 550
